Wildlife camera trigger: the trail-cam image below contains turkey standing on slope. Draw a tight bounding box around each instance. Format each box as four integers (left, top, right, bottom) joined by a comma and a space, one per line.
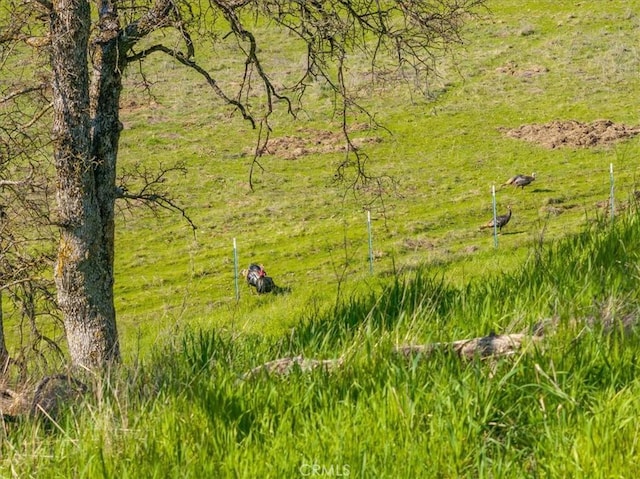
481, 205, 512, 232
242, 263, 275, 294
503, 172, 536, 190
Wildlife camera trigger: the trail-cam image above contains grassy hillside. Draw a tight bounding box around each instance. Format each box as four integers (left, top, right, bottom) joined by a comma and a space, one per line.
108, 0, 640, 359
2, 1, 640, 476
5, 202, 640, 478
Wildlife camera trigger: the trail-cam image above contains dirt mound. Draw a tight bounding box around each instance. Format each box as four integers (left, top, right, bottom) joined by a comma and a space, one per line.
502, 120, 640, 149
256, 126, 381, 160
495, 62, 548, 78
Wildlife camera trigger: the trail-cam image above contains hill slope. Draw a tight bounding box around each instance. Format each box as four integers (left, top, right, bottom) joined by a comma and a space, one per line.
110, 1, 640, 357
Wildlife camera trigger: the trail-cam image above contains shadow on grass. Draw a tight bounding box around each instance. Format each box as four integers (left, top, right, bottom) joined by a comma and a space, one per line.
531, 188, 554, 193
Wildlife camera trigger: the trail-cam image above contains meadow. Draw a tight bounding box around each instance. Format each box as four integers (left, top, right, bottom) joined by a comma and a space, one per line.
2, 0, 640, 477
110, 0, 640, 353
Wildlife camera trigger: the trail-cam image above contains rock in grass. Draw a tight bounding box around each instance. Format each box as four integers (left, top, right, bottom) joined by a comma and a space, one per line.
0, 374, 88, 425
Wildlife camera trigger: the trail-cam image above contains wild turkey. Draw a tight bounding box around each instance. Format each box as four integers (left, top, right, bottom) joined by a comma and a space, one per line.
481, 205, 512, 232
503, 172, 536, 190
242, 263, 275, 294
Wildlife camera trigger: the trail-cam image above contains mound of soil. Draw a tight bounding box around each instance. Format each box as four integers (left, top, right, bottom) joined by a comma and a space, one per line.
502, 119, 640, 149
495, 62, 548, 78
256, 126, 381, 160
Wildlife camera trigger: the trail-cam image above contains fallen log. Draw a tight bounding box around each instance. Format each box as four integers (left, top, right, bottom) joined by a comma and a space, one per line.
0, 374, 88, 424
394, 332, 541, 360
0, 388, 30, 422
240, 355, 344, 381
240, 331, 542, 380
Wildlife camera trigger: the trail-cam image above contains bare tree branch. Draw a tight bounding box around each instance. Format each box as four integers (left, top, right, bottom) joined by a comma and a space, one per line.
0, 85, 48, 105
126, 44, 256, 127
116, 162, 197, 232
119, 0, 178, 54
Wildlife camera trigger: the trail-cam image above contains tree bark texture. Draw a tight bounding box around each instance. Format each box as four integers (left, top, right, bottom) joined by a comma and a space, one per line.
0, 292, 8, 370
51, 0, 121, 368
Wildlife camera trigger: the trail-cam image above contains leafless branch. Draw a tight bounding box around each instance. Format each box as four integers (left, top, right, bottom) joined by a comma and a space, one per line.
0, 278, 36, 292
119, 0, 177, 53
248, 120, 269, 190
116, 162, 197, 232
0, 164, 35, 187
126, 44, 256, 127
213, 0, 294, 115
118, 190, 197, 232
0, 85, 48, 105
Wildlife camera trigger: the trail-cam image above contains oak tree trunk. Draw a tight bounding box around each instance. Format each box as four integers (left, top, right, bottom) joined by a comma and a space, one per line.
0, 292, 8, 370
51, 0, 121, 369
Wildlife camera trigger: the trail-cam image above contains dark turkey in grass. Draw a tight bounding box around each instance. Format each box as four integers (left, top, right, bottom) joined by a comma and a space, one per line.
242, 263, 275, 294
481, 205, 512, 232
502, 172, 536, 190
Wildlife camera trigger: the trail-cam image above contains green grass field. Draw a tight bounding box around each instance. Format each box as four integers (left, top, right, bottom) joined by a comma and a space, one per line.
2, 0, 640, 476
5, 211, 640, 477
106, 0, 640, 358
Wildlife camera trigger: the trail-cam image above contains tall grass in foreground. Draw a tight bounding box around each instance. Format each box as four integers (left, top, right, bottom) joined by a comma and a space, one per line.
3, 210, 640, 478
